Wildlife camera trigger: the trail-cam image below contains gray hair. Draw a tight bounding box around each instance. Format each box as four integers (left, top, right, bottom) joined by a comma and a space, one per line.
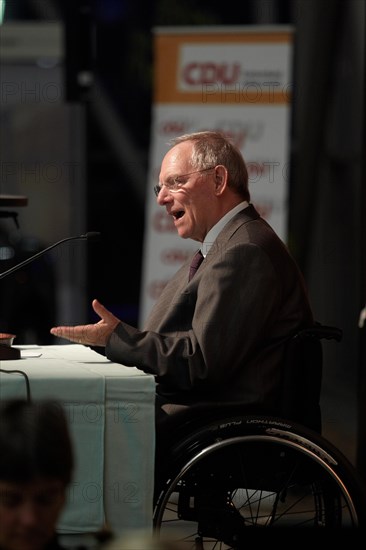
169, 131, 250, 201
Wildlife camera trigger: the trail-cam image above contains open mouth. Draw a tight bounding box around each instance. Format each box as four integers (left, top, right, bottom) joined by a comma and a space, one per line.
172, 210, 185, 220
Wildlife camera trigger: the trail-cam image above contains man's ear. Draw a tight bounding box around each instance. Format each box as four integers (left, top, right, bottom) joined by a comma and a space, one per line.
214, 165, 228, 194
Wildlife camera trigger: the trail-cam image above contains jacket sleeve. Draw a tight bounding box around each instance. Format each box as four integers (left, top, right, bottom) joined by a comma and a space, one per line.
105, 242, 281, 392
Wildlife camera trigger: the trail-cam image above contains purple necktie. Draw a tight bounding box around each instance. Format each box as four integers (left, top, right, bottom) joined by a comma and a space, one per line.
189, 250, 204, 281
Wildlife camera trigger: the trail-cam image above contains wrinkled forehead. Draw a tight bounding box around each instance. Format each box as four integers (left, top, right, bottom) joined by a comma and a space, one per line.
160, 142, 194, 180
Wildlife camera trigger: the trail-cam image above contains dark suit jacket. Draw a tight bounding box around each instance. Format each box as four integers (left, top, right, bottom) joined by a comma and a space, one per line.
106, 204, 314, 416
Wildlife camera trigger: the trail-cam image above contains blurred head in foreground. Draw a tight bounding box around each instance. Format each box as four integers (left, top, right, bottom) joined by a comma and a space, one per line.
0, 399, 73, 550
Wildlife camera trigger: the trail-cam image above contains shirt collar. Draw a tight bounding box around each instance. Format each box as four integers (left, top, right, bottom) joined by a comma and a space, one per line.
201, 201, 249, 257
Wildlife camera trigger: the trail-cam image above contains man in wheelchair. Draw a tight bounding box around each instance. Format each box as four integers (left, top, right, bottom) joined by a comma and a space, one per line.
51, 131, 316, 425
50, 132, 366, 534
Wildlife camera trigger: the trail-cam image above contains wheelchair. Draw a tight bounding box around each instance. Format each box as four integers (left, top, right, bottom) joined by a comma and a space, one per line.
153, 325, 366, 544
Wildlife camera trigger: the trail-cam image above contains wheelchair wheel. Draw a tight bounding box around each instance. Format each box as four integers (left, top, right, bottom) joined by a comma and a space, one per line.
153, 415, 366, 544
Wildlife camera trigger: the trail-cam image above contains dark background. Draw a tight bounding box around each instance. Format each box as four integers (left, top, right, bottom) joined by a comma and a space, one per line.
1, 0, 365, 477
2, 0, 300, 327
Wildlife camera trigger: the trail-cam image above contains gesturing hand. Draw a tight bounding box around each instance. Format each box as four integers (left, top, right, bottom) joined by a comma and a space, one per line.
50, 299, 120, 346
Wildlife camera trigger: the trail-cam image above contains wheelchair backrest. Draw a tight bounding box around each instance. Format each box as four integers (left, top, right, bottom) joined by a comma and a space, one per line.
280, 324, 342, 432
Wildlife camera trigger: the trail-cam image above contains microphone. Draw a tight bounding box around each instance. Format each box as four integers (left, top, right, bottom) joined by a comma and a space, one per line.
0, 232, 100, 360
0, 232, 101, 280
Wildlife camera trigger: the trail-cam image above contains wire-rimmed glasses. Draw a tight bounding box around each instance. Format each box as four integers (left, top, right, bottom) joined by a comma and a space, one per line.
153, 167, 215, 197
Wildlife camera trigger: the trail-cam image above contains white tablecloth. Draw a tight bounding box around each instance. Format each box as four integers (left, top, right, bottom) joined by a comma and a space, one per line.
0, 345, 156, 536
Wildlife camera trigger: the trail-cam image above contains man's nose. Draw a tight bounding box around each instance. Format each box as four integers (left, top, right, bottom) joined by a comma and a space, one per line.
156, 186, 172, 204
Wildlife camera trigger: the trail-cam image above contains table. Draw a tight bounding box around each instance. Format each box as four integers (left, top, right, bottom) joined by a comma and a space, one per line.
0, 344, 156, 537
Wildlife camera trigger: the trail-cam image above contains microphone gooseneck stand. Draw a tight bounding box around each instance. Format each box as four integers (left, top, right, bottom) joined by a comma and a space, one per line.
0, 232, 101, 360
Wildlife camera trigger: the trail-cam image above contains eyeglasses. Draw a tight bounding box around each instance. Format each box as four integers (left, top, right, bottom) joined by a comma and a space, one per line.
154, 167, 215, 197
